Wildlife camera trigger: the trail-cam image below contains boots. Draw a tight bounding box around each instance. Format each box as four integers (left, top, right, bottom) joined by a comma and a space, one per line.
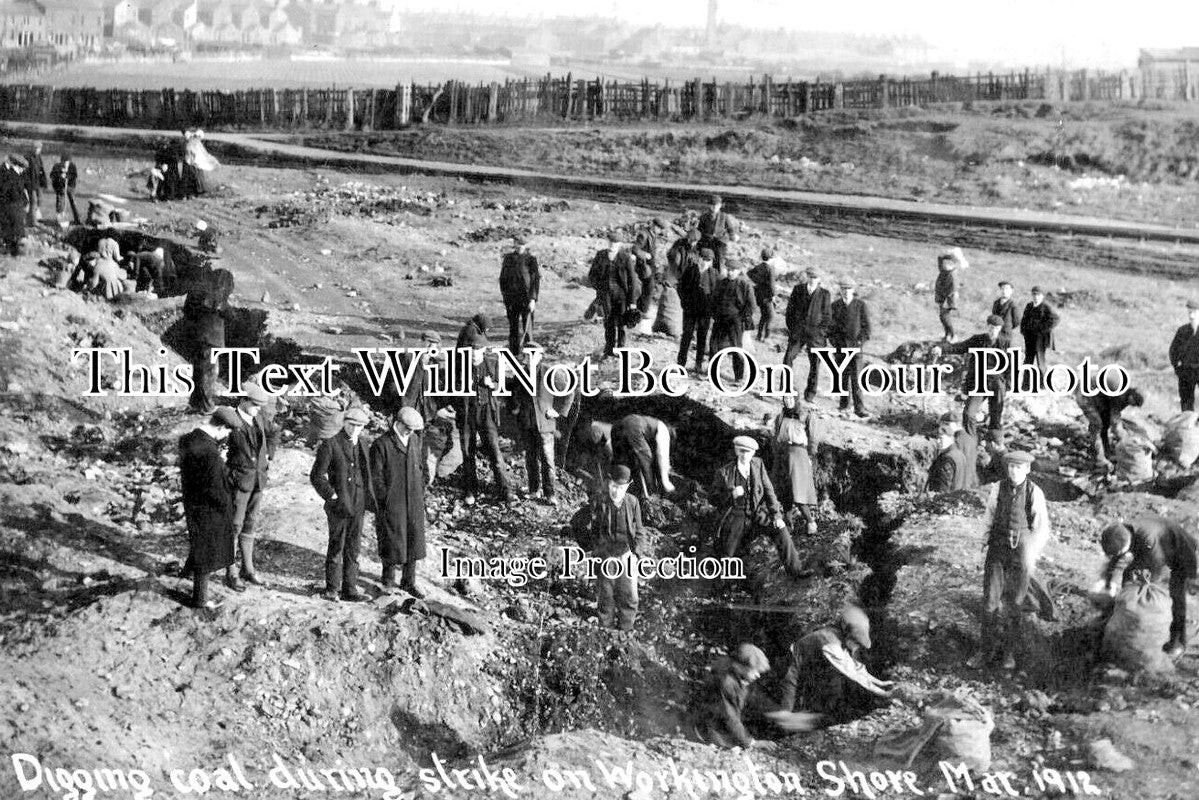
401, 562, 424, 599
224, 565, 245, 593
380, 563, 399, 593
240, 535, 264, 585
191, 571, 209, 608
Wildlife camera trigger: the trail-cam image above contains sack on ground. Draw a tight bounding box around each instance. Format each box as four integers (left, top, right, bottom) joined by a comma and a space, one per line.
653, 286, 683, 337
1113, 436, 1155, 483
635, 302, 658, 335
1101, 575, 1175, 672
925, 691, 995, 772
1161, 411, 1199, 468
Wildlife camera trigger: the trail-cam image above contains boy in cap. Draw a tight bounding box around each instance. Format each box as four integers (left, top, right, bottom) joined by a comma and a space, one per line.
934, 250, 960, 343
179, 407, 242, 609
697, 194, 739, 270
926, 414, 968, 492
776, 605, 893, 722
567, 463, 644, 630
1094, 515, 1197, 659
588, 232, 641, 358
1019, 286, 1060, 382
693, 643, 775, 749
710, 436, 804, 578
830, 277, 871, 418
968, 450, 1050, 670
499, 234, 540, 355
1168, 299, 1199, 412
933, 313, 1011, 438
746, 248, 779, 341
226, 379, 281, 589
310, 406, 373, 602
370, 406, 428, 598
992, 280, 1021, 334
677, 246, 719, 372
783, 267, 833, 402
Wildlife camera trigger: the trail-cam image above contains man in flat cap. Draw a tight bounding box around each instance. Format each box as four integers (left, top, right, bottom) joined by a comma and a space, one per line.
933, 313, 1012, 439
665, 225, 702, 293
1169, 300, 1199, 412
513, 342, 572, 504
678, 246, 719, 372
1075, 372, 1144, 471
934, 250, 961, 343
992, 280, 1021, 334
698, 194, 739, 270
968, 450, 1050, 670
50, 153, 80, 225
830, 277, 872, 418
693, 643, 775, 749
0, 155, 29, 255
747, 248, 780, 342
226, 379, 281, 589
567, 463, 644, 631
310, 406, 373, 602
710, 258, 756, 385
179, 407, 242, 609
783, 267, 833, 402
1095, 515, 1197, 659
499, 234, 540, 356
370, 406, 427, 598
926, 414, 968, 492
710, 436, 804, 578
588, 232, 641, 358
631, 218, 668, 316
1019, 286, 1060, 386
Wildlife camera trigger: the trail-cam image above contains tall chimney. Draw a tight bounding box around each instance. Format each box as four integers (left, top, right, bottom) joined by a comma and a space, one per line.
706, 0, 717, 49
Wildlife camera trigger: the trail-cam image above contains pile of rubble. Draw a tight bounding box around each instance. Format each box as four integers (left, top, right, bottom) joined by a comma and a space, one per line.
254, 180, 455, 229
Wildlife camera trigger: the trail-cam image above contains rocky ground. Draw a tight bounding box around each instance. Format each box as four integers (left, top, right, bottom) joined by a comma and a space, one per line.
0, 142, 1197, 799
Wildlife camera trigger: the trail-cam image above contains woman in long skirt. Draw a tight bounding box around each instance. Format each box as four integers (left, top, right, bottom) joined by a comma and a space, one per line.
771, 394, 820, 534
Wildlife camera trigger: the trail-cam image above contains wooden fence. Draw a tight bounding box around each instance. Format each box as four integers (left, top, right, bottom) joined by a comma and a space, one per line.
0, 67, 1193, 131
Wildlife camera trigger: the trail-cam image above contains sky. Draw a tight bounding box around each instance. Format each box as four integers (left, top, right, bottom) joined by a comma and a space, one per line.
399, 0, 1199, 67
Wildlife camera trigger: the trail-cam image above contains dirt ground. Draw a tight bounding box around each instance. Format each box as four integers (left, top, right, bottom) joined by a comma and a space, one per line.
1, 140, 1198, 800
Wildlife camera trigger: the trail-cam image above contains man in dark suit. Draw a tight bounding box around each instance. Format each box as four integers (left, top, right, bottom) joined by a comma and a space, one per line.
1169, 300, 1199, 412
49, 154, 80, 225
226, 380, 281, 589
462, 340, 516, 504
513, 343, 571, 504
24, 141, 46, 225
783, 268, 833, 402
310, 407, 373, 602
1019, 286, 1060, 378
499, 235, 540, 355
678, 247, 719, 372
927, 416, 968, 492
631, 218, 667, 316
934, 314, 1012, 439
710, 259, 756, 384
746, 248, 778, 341
179, 407, 241, 609
697, 194, 739, 269
588, 233, 641, 358
370, 407, 427, 598
992, 281, 1021, 334
830, 277, 871, 418
665, 226, 702, 290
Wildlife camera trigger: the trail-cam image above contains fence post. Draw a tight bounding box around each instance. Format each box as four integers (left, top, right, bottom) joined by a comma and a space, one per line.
344, 88, 354, 130
834, 81, 844, 109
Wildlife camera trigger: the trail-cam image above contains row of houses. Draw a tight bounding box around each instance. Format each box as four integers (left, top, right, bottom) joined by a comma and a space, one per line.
0, 0, 402, 53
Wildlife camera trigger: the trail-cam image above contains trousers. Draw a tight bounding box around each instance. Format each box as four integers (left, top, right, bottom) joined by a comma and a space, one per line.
462, 412, 513, 497
719, 511, 804, 577
595, 553, 638, 631
523, 427, 556, 497
324, 509, 363, 593
678, 312, 712, 368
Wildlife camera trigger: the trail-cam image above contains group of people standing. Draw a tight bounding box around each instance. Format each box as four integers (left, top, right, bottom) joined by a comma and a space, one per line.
0, 142, 82, 253
149, 129, 220, 201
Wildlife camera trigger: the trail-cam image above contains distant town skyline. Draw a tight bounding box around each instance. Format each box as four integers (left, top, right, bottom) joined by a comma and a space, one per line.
398, 0, 1199, 68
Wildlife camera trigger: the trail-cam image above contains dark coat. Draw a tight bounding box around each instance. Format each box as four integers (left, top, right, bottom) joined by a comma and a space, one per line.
698, 209, 737, 243
310, 430, 374, 517
183, 289, 226, 351
710, 457, 784, 524
713, 274, 755, 327
1121, 515, 1198, 583
179, 428, 234, 573
934, 269, 959, 309
784, 283, 833, 346
745, 261, 777, 306
1020, 301, 1060, 351
370, 428, 427, 564
25, 151, 47, 191
568, 492, 644, 556
694, 656, 753, 748
678, 261, 720, 317
515, 377, 562, 435
927, 443, 968, 492
588, 249, 641, 307
401, 357, 455, 456
631, 228, 660, 272
456, 314, 489, 349
1169, 323, 1199, 371
50, 161, 78, 192
991, 298, 1021, 333
227, 412, 279, 493
0, 166, 26, 240
831, 297, 871, 348
499, 251, 540, 309
468, 354, 504, 427
665, 237, 701, 287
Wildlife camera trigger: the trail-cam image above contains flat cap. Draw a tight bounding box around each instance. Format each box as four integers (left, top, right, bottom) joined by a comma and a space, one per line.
839, 276, 857, 288
420, 329, 442, 344
734, 643, 769, 672
761, 247, 775, 260
1100, 523, 1132, 557
343, 407, 370, 426
1031, 285, 1044, 294
7, 154, 28, 168
611, 464, 632, 483
987, 313, 1005, 326
732, 435, 758, 453
997, 280, 1012, 287
398, 406, 424, 431
711, 194, 723, 205
209, 406, 241, 429
699, 247, 715, 260
512, 233, 528, 246
804, 267, 819, 279
606, 231, 623, 243
1003, 450, 1035, 465
241, 380, 270, 405
1187, 299, 1199, 311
